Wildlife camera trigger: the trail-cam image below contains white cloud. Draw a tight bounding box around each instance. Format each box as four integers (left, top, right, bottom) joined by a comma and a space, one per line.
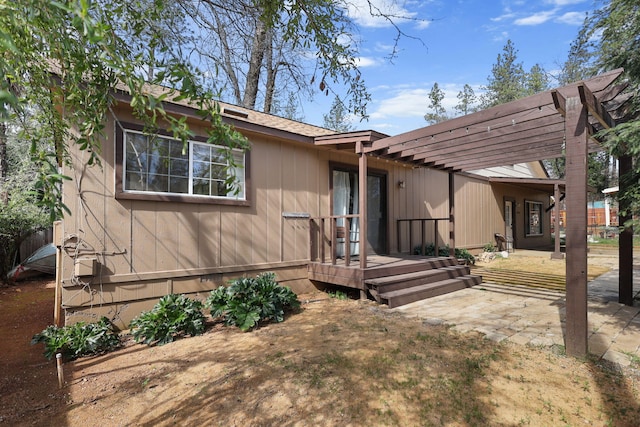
369, 88, 430, 120
555, 11, 586, 25
491, 12, 517, 23
368, 83, 483, 121
514, 10, 557, 26
356, 56, 383, 67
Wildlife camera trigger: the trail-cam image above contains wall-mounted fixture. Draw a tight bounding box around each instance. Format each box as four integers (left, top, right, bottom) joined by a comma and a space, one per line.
398, 180, 406, 189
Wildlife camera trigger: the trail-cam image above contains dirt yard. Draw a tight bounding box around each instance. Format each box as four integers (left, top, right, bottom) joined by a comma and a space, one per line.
2, 252, 639, 426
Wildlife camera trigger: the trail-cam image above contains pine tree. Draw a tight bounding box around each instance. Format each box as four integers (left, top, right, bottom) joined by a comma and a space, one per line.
323, 96, 353, 132
525, 64, 549, 95
424, 82, 448, 124
454, 84, 477, 115
480, 40, 526, 108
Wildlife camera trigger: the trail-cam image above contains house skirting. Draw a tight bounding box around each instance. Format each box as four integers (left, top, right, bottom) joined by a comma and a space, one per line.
61, 261, 314, 329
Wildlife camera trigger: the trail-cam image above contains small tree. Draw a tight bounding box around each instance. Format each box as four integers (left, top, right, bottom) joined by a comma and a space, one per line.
323, 96, 354, 132
454, 84, 477, 116
424, 82, 448, 124
525, 64, 550, 95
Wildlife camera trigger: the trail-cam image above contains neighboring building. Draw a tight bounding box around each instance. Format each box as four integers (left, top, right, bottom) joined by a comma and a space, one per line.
57, 87, 557, 327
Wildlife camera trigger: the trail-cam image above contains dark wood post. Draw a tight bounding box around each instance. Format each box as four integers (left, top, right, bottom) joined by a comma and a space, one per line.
448, 172, 455, 257
619, 154, 634, 306
551, 183, 565, 259
357, 142, 368, 271
564, 93, 589, 357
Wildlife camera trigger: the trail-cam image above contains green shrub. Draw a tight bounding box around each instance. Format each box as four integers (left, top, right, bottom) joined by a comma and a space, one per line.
328, 290, 349, 300
483, 242, 497, 252
129, 294, 206, 346
413, 243, 476, 265
31, 317, 121, 361
205, 272, 300, 332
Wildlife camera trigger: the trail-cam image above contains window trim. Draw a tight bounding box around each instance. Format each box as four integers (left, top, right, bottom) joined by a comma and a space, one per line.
525, 200, 543, 237
115, 122, 250, 206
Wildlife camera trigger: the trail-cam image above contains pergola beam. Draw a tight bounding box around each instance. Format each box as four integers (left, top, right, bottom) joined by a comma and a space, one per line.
578, 84, 616, 129
367, 68, 624, 157
404, 115, 564, 160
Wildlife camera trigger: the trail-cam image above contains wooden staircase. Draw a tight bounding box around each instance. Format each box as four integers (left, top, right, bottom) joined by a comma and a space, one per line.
366, 257, 482, 308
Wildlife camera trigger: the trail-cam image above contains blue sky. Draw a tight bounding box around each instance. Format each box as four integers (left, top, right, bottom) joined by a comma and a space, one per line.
300, 0, 594, 135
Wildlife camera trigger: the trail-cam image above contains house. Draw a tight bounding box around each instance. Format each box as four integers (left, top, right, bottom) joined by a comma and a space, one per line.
56, 68, 634, 357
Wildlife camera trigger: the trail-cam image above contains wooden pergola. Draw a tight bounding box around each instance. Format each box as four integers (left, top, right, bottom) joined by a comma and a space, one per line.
335, 68, 635, 357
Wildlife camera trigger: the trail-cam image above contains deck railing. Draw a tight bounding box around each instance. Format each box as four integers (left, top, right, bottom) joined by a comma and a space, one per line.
309, 214, 360, 266
396, 217, 450, 256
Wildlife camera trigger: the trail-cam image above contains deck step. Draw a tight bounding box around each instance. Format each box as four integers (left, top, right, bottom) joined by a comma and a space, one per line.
379, 275, 483, 309
365, 265, 470, 293
364, 256, 459, 279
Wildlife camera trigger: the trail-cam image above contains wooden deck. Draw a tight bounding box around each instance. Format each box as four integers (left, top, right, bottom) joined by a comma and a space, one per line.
308, 254, 483, 308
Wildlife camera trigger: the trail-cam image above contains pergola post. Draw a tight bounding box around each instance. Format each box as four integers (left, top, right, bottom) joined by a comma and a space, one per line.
551, 183, 565, 260
619, 154, 634, 306
564, 94, 589, 357
448, 172, 455, 257
356, 141, 368, 275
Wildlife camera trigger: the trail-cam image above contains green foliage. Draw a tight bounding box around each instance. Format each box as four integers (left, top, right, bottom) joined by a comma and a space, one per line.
31, 317, 121, 361
455, 84, 477, 115
328, 290, 349, 300
0, 124, 52, 281
424, 82, 448, 124
205, 272, 300, 332
413, 243, 476, 265
481, 40, 526, 108
129, 294, 206, 346
323, 96, 353, 132
0, 1, 248, 219
583, 0, 640, 227
483, 242, 497, 252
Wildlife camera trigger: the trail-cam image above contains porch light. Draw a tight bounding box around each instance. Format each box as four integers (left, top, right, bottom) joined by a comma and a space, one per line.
398, 180, 406, 189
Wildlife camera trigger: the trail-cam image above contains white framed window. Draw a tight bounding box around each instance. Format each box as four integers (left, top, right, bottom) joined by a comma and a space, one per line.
525, 200, 543, 236
122, 130, 245, 200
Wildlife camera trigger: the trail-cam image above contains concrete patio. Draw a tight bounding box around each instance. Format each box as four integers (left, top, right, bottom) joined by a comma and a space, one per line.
391, 267, 640, 367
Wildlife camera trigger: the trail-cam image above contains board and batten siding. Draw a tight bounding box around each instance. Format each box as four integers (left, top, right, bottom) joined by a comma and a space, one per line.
60, 109, 326, 327
490, 182, 552, 249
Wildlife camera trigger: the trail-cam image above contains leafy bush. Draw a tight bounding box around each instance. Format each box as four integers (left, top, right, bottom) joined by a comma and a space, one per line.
205, 272, 300, 332
413, 243, 476, 265
129, 294, 206, 346
31, 317, 121, 361
483, 242, 497, 252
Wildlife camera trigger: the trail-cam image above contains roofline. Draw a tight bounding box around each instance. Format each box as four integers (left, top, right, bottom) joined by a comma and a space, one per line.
113, 91, 318, 145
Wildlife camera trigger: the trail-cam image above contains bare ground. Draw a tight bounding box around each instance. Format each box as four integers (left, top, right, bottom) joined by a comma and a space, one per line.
2, 252, 639, 426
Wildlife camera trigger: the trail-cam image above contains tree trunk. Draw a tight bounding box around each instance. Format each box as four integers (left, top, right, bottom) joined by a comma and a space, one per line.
263, 29, 275, 113
242, 18, 267, 109
214, 13, 242, 104
0, 121, 8, 205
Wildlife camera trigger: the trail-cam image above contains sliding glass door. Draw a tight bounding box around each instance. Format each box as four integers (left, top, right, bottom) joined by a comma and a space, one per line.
332, 168, 387, 256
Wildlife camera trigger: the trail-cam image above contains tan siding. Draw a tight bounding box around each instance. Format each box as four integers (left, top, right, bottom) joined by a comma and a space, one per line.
131, 202, 159, 272
175, 203, 198, 270
490, 183, 552, 249
220, 208, 239, 266
155, 208, 179, 270
251, 141, 269, 264
197, 207, 220, 268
